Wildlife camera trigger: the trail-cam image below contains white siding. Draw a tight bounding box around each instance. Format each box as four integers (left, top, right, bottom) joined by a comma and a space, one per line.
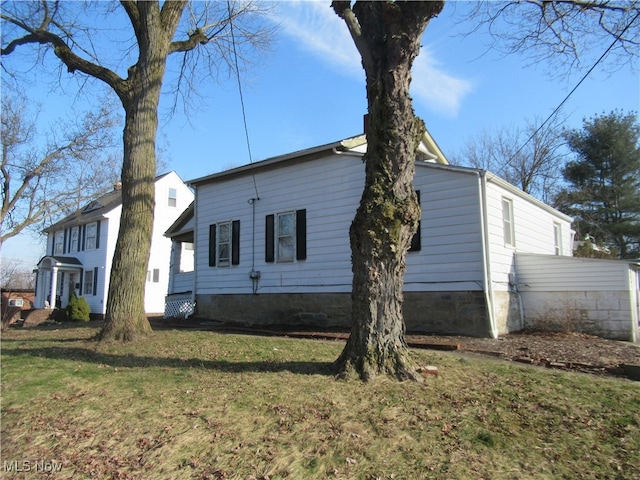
485, 179, 573, 293
195, 153, 363, 295
406, 165, 484, 292
145, 173, 194, 313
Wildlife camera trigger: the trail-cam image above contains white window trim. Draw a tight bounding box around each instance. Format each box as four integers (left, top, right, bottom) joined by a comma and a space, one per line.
70, 226, 79, 253
54, 231, 64, 255
553, 222, 563, 256
277, 211, 296, 263
85, 222, 97, 250
217, 221, 232, 267
83, 270, 94, 296
168, 188, 177, 207
502, 197, 515, 248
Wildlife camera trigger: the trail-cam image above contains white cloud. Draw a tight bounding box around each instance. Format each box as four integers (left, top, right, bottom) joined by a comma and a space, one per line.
273, 1, 473, 117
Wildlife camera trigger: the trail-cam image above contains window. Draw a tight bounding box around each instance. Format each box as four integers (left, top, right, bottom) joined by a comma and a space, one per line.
83, 270, 94, 295
54, 231, 65, 255
265, 210, 306, 263
553, 222, 563, 256
70, 226, 79, 253
168, 188, 177, 207
502, 198, 515, 247
8, 298, 24, 307
85, 222, 97, 250
277, 212, 295, 262
147, 268, 160, 283
208, 221, 240, 267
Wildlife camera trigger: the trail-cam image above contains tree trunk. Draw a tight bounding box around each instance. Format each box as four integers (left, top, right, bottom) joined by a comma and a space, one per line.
333, 1, 443, 381
98, 3, 179, 341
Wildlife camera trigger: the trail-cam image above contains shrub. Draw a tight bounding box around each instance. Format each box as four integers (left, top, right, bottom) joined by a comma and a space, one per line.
66, 295, 91, 322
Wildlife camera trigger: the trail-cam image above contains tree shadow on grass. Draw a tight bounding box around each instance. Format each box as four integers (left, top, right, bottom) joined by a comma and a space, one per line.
2, 346, 337, 376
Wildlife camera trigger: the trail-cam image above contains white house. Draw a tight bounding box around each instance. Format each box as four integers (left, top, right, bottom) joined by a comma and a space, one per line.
165, 133, 582, 338
34, 172, 194, 317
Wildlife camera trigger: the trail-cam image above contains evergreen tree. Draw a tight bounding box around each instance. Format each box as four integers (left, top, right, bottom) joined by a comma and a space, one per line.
555, 111, 640, 258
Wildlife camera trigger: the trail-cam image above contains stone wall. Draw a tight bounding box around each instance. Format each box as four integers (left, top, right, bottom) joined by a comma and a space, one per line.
195, 290, 494, 337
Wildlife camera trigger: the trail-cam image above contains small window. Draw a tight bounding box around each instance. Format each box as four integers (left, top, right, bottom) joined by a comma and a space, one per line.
83, 270, 94, 295
553, 222, 563, 256
54, 231, 64, 255
265, 210, 306, 263
168, 188, 177, 207
8, 298, 24, 307
502, 198, 515, 247
85, 223, 97, 250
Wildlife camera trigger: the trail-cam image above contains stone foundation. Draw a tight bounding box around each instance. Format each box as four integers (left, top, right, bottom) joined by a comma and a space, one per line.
195, 290, 494, 337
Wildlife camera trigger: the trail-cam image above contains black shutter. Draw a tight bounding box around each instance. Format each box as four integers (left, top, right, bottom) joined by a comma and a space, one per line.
93, 267, 98, 296
409, 190, 421, 252
95, 221, 101, 249
63, 229, 68, 254
208, 224, 216, 267
265, 214, 275, 263
50, 235, 55, 256
81, 225, 86, 251
296, 209, 307, 261
231, 220, 240, 265
78, 270, 83, 296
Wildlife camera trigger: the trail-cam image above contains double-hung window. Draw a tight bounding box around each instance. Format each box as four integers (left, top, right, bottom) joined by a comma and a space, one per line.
85, 222, 97, 250
501, 197, 515, 247
54, 231, 64, 255
70, 226, 79, 253
83, 269, 94, 295
277, 212, 295, 262
168, 188, 177, 207
553, 222, 563, 256
265, 209, 306, 263
208, 220, 240, 267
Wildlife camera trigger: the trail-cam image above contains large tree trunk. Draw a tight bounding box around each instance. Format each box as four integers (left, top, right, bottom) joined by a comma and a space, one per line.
98, 91, 158, 341
333, 1, 444, 381
98, 3, 182, 341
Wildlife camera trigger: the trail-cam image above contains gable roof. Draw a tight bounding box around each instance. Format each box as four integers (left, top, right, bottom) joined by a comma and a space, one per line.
43, 172, 177, 233
189, 130, 448, 187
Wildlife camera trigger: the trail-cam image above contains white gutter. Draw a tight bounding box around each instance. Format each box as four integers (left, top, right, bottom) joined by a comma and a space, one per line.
478, 170, 498, 338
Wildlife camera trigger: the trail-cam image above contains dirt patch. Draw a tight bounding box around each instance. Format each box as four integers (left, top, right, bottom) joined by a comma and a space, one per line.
152, 317, 640, 379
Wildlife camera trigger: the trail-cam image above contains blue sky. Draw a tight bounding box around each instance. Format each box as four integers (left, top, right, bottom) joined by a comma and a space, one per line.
2, 1, 638, 267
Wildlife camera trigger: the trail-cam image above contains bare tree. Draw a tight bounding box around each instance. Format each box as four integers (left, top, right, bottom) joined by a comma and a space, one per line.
331, 0, 638, 382
1, 89, 119, 246
0, 257, 35, 290
452, 115, 568, 203
462, 0, 640, 75
1, 0, 273, 341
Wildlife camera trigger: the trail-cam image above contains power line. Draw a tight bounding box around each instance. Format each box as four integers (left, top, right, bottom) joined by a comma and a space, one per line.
508, 9, 640, 163
227, 0, 260, 201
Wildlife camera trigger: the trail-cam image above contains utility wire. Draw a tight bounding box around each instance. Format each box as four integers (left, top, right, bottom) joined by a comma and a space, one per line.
227, 0, 260, 200
508, 9, 640, 164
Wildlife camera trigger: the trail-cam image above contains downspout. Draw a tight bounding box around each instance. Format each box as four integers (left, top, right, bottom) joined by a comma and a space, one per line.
185, 194, 198, 319
478, 171, 498, 338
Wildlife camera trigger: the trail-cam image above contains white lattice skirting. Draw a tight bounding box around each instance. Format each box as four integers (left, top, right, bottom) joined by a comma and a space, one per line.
164, 293, 195, 319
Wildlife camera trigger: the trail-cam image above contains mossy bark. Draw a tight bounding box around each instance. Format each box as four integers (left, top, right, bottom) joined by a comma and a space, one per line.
333, 1, 444, 381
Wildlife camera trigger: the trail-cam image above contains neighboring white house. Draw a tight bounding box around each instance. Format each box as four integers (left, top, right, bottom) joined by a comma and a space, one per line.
34, 172, 194, 317
165, 133, 580, 338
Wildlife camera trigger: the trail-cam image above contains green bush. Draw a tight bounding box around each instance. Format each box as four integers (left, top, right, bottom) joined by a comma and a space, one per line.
66, 295, 91, 322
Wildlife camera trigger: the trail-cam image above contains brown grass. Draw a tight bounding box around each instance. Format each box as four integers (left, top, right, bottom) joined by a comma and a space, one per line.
1, 324, 639, 479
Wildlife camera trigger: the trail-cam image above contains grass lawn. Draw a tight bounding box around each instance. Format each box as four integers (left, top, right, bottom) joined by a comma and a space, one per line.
1, 324, 639, 480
